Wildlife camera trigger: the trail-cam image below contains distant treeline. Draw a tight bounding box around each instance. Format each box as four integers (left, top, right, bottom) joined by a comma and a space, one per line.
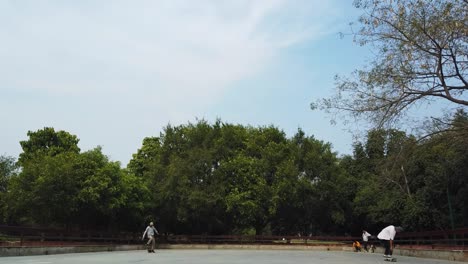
1, 112, 467, 235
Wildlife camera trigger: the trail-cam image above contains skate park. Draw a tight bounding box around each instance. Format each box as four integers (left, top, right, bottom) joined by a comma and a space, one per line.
1, 226, 467, 263
0, 249, 466, 264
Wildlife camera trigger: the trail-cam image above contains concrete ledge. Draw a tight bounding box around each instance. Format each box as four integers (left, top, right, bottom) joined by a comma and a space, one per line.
396, 248, 468, 262
1, 244, 466, 262
157, 243, 354, 252
161, 244, 468, 262
0, 245, 145, 257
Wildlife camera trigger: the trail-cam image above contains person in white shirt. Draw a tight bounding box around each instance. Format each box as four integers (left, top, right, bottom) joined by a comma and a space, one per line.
362, 230, 372, 252
377, 225, 403, 258
142, 221, 159, 253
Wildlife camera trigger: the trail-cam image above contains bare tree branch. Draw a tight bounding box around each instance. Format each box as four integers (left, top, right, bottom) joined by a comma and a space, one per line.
314, 0, 468, 127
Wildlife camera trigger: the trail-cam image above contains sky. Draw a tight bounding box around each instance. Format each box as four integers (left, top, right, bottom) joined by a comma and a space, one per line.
0, 0, 371, 166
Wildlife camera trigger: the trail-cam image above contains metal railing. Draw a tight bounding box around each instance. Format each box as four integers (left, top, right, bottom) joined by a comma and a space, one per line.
395, 228, 468, 250
0, 225, 140, 247
163, 234, 358, 245
1, 225, 466, 250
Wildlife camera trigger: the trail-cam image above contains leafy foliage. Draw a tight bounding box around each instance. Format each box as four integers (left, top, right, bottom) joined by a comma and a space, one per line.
128, 122, 346, 235
4, 128, 146, 230
0, 155, 18, 223
2, 118, 467, 234
342, 112, 468, 231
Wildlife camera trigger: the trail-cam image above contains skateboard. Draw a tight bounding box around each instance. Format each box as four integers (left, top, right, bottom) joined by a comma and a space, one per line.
384, 257, 397, 262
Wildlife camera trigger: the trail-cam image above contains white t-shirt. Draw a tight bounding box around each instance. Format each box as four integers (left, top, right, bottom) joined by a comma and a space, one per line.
362, 231, 371, 241
142, 226, 158, 239
377, 225, 396, 240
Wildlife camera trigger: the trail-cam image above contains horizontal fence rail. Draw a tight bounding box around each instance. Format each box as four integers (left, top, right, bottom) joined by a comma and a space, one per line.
0, 225, 466, 250
0, 225, 140, 247
163, 234, 359, 245
395, 228, 468, 250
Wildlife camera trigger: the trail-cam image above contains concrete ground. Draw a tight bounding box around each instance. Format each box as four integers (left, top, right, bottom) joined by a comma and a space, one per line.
0, 249, 465, 264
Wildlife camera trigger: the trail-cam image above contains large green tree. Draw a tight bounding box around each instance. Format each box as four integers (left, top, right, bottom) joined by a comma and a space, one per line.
7, 128, 146, 230
129, 121, 230, 234
18, 127, 80, 165
128, 121, 347, 235
7, 128, 81, 225
343, 118, 467, 231
405, 110, 468, 229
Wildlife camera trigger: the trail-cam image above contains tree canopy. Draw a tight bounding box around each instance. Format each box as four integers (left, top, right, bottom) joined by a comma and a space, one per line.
128, 121, 346, 235
4, 128, 146, 230
1, 119, 467, 234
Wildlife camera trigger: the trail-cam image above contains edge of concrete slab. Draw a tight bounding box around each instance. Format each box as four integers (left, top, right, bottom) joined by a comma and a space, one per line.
158, 244, 353, 251
395, 248, 468, 262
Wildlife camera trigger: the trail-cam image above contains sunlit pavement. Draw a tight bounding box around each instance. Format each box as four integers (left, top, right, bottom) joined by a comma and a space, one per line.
0, 249, 464, 264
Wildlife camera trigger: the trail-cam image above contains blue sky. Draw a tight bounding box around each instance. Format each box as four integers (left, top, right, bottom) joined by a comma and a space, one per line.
0, 0, 371, 166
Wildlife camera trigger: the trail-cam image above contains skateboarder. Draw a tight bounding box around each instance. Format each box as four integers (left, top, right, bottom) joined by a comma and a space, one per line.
369, 244, 376, 253
377, 225, 403, 260
142, 221, 159, 253
362, 230, 372, 252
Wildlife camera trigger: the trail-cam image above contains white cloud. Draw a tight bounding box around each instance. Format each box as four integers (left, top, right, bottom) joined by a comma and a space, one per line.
1, 0, 342, 110
0, 0, 347, 164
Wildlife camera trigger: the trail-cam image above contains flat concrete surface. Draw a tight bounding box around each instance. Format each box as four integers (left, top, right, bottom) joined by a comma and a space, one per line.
0, 249, 465, 264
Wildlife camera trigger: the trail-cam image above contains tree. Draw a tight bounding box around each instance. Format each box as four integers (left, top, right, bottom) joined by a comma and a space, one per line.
5, 128, 81, 225
19, 127, 80, 165
128, 121, 348, 235
271, 130, 348, 235
0, 155, 18, 224
127, 137, 163, 181
341, 117, 468, 231
7, 151, 82, 225
408, 110, 468, 229
220, 155, 271, 235
313, 0, 467, 127
341, 129, 416, 230
76, 147, 148, 230
0, 155, 17, 192
7, 128, 144, 230
131, 121, 231, 234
